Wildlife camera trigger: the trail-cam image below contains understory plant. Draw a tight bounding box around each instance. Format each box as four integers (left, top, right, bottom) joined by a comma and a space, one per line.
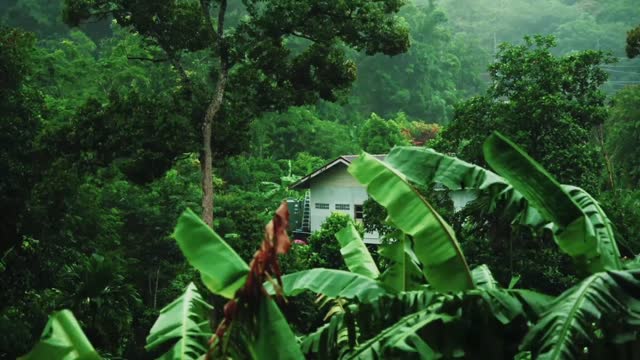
22, 132, 640, 359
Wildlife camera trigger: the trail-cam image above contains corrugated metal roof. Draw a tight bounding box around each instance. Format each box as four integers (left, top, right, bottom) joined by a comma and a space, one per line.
340, 154, 386, 163
289, 154, 387, 189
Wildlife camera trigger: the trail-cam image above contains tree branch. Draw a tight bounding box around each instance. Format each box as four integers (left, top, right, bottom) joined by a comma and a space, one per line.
199, 0, 217, 41
127, 56, 169, 63
291, 31, 319, 42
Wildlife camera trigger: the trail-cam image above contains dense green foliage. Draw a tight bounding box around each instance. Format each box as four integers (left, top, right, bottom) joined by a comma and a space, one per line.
4, 0, 640, 358
22, 134, 640, 359
435, 35, 609, 192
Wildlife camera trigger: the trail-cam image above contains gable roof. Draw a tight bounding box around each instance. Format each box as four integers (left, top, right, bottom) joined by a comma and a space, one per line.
289, 154, 386, 190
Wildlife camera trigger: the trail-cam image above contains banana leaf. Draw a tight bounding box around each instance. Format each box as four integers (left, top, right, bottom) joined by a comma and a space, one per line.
145, 282, 212, 360
19, 310, 101, 360
274, 268, 391, 303
173, 208, 249, 298
252, 297, 305, 360
378, 235, 425, 292
561, 185, 622, 272
336, 223, 380, 279
343, 307, 451, 359
483, 132, 582, 227
520, 269, 640, 359
471, 264, 499, 290
484, 132, 621, 272
386, 146, 546, 228
387, 146, 506, 192
349, 152, 474, 292
300, 313, 348, 359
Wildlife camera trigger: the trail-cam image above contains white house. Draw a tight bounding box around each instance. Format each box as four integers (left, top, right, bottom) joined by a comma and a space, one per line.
289, 155, 385, 244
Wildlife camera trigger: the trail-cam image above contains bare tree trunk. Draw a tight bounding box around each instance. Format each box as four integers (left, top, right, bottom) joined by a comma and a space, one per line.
201, 71, 227, 227
153, 267, 160, 310
200, 0, 228, 228
598, 124, 616, 191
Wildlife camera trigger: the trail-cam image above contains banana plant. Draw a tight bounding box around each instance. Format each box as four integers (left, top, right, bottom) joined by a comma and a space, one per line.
19, 310, 101, 360
520, 269, 640, 359
386, 146, 545, 228
145, 283, 212, 360
288, 132, 638, 359
173, 209, 249, 299
22, 133, 640, 360
168, 203, 304, 360
386, 134, 622, 274
335, 223, 380, 279
377, 234, 425, 292
348, 152, 475, 292
483, 132, 622, 273
275, 148, 548, 358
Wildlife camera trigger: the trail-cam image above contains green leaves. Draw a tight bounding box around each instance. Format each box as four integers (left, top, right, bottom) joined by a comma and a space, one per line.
521, 270, 640, 359
19, 310, 101, 360
378, 236, 425, 292
562, 186, 622, 272
483, 132, 582, 228
387, 145, 549, 230
168, 207, 304, 360
471, 264, 499, 290
145, 283, 212, 360
349, 152, 474, 292
277, 269, 391, 303
483, 132, 622, 273
173, 208, 249, 298
343, 307, 451, 359
387, 146, 506, 192
336, 223, 380, 279
253, 298, 305, 360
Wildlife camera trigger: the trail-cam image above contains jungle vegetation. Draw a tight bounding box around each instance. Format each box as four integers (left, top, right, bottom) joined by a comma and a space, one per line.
2, 0, 640, 359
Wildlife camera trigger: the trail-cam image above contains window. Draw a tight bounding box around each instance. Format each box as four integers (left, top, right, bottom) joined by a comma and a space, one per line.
335, 204, 350, 211
315, 203, 330, 209
354, 204, 364, 220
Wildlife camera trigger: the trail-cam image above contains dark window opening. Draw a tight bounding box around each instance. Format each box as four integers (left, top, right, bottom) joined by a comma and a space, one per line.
354, 204, 364, 220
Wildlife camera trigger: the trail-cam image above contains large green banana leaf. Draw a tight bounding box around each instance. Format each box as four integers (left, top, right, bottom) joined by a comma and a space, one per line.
300, 312, 348, 359
145, 282, 212, 360
483, 132, 621, 272
378, 236, 425, 292
19, 310, 101, 360
471, 264, 499, 290
343, 307, 451, 359
520, 269, 640, 360
252, 297, 305, 360
173, 209, 249, 298
336, 223, 380, 279
561, 185, 622, 272
508, 289, 554, 320
483, 132, 583, 228
274, 268, 391, 303
386, 146, 546, 228
387, 146, 506, 192
349, 152, 474, 292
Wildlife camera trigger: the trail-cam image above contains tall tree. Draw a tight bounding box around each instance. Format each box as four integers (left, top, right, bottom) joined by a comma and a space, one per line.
606, 85, 640, 188
359, 112, 408, 153
0, 26, 41, 252
627, 25, 640, 58
63, 0, 410, 227
435, 35, 611, 193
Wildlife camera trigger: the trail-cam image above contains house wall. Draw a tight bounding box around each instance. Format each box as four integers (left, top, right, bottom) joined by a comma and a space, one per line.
309, 163, 380, 244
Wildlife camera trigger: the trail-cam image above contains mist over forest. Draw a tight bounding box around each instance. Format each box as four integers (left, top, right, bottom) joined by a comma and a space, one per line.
3, 0, 640, 358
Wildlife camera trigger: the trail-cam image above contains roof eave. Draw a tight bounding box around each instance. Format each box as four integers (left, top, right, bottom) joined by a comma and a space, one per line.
289, 157, 350, 190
